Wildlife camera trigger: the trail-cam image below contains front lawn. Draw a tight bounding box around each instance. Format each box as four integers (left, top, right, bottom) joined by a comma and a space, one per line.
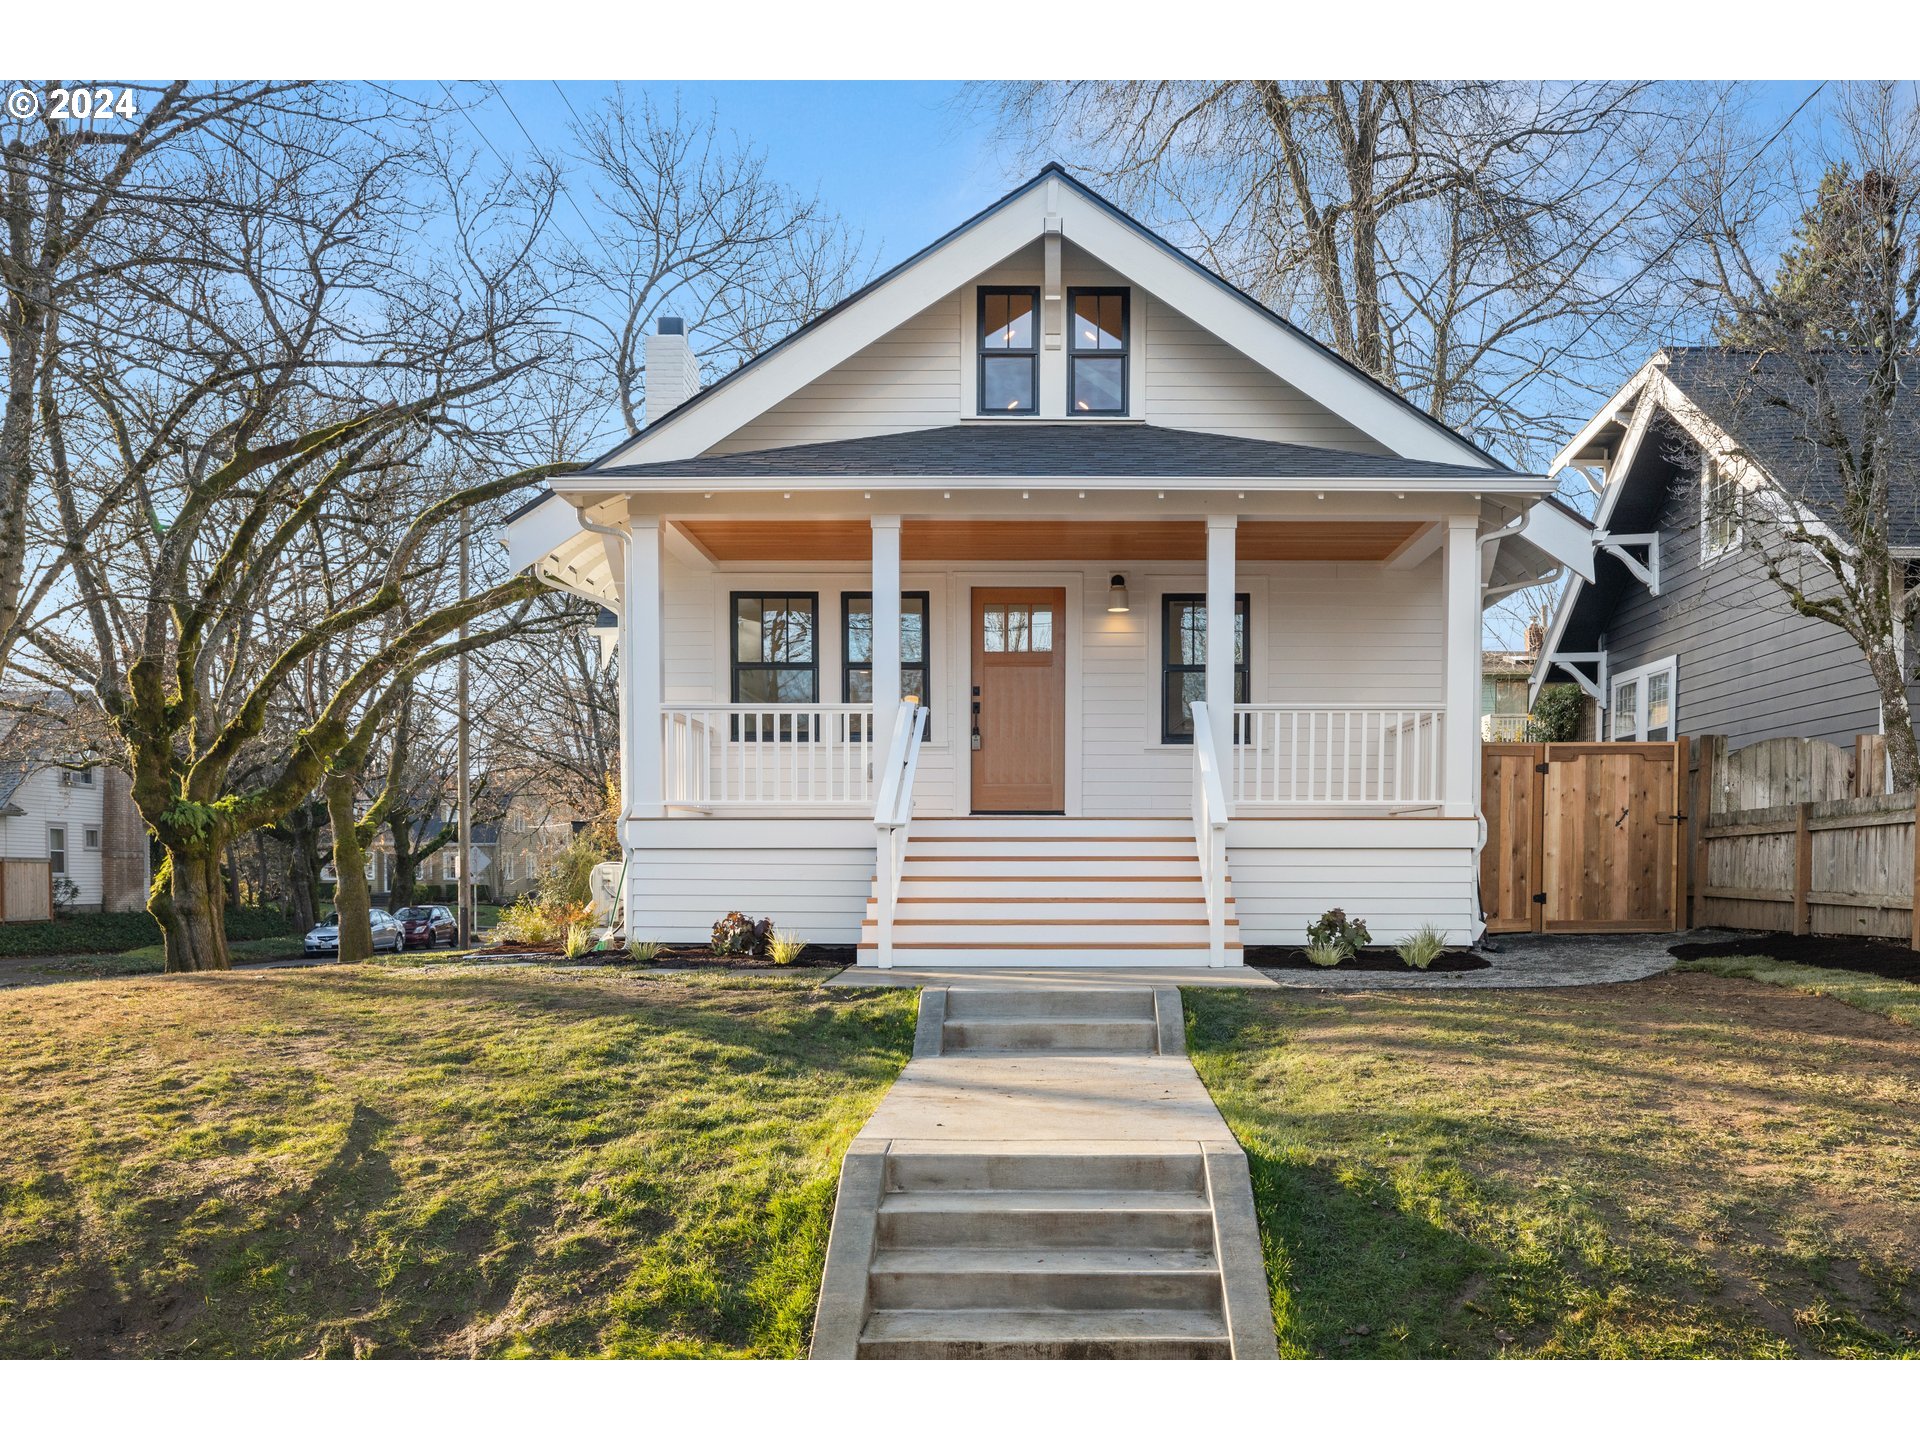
1185, 973, 1920, 1358
0, 965, 913, 1357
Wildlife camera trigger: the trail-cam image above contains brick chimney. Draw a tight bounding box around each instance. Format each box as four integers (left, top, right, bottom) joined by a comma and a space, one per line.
645, 317, 701, 424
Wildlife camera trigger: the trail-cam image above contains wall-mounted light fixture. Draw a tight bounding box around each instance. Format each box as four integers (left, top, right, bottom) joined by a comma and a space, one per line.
1107, 573, 1130, 613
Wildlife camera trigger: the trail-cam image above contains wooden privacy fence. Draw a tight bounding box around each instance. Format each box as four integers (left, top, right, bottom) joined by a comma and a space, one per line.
0, 858, 54, 922
1693, 790, 1920, 945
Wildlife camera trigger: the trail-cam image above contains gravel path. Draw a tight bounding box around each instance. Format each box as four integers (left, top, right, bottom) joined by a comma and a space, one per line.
1256, 930, 1747, 991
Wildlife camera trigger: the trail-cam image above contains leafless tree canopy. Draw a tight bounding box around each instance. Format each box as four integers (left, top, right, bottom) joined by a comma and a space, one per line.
980, 80, 1717, 465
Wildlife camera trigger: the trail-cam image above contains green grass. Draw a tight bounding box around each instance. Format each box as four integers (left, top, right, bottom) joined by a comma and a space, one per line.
26, 936, 302, 980
1674, 954, 1920, 1027
0, 965, 913, 1357
1184, 974, 1920, 1359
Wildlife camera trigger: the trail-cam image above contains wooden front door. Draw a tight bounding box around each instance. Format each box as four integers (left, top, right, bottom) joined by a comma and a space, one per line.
970, 587, 1066, 813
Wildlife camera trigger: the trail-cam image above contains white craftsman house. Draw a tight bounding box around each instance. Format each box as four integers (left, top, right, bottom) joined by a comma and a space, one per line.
504, 165, 1588, 966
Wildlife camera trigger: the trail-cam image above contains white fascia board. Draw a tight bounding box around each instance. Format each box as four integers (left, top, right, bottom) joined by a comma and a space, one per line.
1517, 498, 1597, 583
504, 491, 585, 572
558, 472, 1551, 500
1061, 199, 1493, 468
1549, 358, 1659, 474
602, 192, 1051, 465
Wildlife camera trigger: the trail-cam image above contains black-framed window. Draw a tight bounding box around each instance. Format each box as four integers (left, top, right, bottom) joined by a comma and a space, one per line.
731, 592, 818, 739
1068, 287, 1128, 415
1162, 593, 1249, 744
978, 287, 1039, 415
843, 592, 931, 739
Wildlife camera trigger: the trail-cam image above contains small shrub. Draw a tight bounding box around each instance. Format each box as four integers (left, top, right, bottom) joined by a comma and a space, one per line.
626, 938, 663, 963
490, 897, 590, 947
767, 930, 805, 966
1396, 923, 1448, 970
1304, 940, 1347, 968
711, 911, 771, 958
51, 877, 81, 919
1306, 907, 1371, 959
563, 921, 595, 960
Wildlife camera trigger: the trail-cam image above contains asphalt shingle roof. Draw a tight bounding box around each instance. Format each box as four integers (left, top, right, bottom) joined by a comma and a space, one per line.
1661, 348, 1920, 546
588, 423, 1515, 483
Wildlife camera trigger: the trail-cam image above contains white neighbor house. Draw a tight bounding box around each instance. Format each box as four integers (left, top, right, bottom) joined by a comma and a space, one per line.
505, 166, 1590, 966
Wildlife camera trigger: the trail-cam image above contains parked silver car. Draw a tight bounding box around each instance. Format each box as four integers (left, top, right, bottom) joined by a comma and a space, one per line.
304, 909, 406, 955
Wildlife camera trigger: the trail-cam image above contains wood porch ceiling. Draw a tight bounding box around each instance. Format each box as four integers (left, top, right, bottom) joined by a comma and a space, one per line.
674, 519, 1426, 562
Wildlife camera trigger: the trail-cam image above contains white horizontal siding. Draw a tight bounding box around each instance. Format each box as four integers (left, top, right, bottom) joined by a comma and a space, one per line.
623, 820, 874, 944
0, 768, 106, 905
1144, 298, 1390, 453
1228, 838, 1477, 945
707, 294, 963, 453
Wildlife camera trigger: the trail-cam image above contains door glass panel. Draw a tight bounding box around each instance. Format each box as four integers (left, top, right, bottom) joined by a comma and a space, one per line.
984, 605, 1006, 652
1030, 607, 1053, 652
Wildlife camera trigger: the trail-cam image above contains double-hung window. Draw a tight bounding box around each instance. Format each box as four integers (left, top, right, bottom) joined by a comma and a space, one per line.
48, 826, 67, 876
843, 592, 931, 738
1162, 593, 1250, 743
1609, 656, 1676, 741
1068, 288, 1128, 415
731, 592, 819, 739
1701, 459, 1740, 563
978, 288, 1038, 414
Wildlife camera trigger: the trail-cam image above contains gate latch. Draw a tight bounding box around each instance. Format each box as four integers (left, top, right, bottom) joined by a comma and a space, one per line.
1532, 892, 1547, 904
1534, 762, 1550, 774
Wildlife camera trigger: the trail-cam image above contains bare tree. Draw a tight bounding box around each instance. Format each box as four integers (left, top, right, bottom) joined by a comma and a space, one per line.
472, 605, 620, 823
551, 88, 869, 440
981, 80, 1714, 462
1666, 83, 1920, 784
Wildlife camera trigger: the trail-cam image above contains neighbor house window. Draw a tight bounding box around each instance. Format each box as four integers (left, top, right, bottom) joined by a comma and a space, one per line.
843, 592, 931, 738
1702, 459, 1740, 562
1068, 288, 1128, 415
83, 826, 100, 851
978, 288, 1039, 414
48, 826, 66, 875
59, 765, 94, 787
1610, 656, 1677, 741
1162, 594, 1250, 743
732, 592, 819, 739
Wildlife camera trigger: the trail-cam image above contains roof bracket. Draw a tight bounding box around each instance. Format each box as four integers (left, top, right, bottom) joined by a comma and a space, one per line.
1595, 530, 1660, 595
1537, 650, 1609, 706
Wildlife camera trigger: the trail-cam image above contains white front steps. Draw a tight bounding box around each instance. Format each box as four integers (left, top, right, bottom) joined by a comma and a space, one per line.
859, 818, 1240, 967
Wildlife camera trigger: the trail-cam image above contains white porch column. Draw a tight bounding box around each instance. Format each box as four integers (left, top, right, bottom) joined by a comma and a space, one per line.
624, 516, 665, 823
1441, 514, 1480, 816
870, 516, 903, 776
1205, 516, 1238, 765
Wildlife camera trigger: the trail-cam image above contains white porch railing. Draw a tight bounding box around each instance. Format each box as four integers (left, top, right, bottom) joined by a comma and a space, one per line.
1189, 701, 1232, 968
871, 700, 928, 969
1232, 705, 1444, 808
1481, 713, 1538, 743
661, 704, 875, 809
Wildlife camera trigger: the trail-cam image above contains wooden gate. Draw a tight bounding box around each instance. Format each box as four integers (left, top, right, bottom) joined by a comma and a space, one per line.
1481, 740, 1687, 933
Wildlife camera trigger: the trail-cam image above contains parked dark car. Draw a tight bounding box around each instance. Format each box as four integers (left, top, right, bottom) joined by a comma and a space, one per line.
395, 905, 458, 948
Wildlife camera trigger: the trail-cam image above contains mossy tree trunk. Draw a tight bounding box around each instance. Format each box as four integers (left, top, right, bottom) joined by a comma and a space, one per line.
325, 772, 378, 963
148, 843, 232, 973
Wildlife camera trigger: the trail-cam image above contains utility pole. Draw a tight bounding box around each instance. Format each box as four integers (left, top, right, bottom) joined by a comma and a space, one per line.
456, 508, 473, 948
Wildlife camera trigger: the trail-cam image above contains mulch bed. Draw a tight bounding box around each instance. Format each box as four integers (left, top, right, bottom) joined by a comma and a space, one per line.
1247, 945, 1491, 973
476, 941, 853, 971
1670, 931, 1920, 985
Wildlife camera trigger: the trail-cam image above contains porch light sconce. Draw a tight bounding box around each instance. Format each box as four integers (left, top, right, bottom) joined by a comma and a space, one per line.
1107, 574, 1130, 613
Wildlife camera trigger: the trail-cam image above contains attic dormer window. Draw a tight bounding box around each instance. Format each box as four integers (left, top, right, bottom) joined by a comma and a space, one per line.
1068, 288, 1128, 415
979, 288, 1038, 414
1701, 458, 1740, 563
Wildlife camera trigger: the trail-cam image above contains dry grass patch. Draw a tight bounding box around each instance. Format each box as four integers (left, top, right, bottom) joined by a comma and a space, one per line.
0, 965, 914, 1357
1185, 972, 1920, 1358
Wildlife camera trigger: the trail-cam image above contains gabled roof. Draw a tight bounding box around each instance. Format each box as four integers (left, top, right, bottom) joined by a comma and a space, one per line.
591, 163, 1504, 472
590, 423, 1517, 483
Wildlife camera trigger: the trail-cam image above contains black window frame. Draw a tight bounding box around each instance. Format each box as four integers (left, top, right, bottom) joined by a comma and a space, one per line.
1161, 592, 1251, 745
730, 591, 820, 740
841, 591, 933, 739
977, 286, 1040, 416
1067, 286, 1130, 417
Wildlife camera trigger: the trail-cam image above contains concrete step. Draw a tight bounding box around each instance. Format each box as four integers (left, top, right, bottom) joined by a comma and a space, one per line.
856, 1306, 1231, 1360
868, 1247, 1222, 1311
876, 1189, 1214, 1251
941, 1017, 1159, 1055
883, 1146, 1204, 1193
942, 987, 1156, 1021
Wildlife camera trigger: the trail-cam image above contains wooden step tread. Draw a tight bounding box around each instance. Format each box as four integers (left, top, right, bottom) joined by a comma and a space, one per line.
857, 939, 1243, 951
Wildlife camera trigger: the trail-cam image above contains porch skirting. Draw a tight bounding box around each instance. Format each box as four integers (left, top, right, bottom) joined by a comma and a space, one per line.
619, 816, 1481, 952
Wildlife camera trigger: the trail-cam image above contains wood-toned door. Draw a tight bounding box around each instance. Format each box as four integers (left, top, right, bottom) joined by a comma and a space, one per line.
970, 587, 1066, 813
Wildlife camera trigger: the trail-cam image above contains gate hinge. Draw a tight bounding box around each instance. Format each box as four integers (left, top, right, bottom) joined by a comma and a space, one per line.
1534, 762, 1551, 774
1532, 892, 1547, 904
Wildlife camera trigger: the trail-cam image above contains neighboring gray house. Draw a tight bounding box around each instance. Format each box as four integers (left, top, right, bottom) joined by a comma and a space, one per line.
1535, 347, 1917, 751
